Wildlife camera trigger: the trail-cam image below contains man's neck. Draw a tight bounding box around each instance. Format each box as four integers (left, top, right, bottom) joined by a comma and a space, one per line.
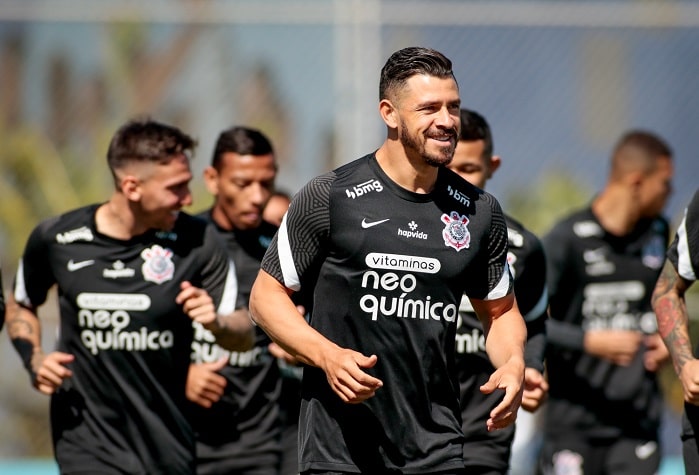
95, 196, 144, 240
591, 185, 640, 237
375, 142, 439, 194
210, 206, 235, 231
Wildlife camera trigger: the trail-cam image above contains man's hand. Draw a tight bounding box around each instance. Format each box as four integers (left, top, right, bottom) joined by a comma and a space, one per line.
678, 359, 699, 405
480, 357, 524, 431
176, 281, 217, 327
520, 367, 548, 412
186, 358, 228, 408
32, 351, 74, 395
320, 348, 383, 404
584, 330, 642, 366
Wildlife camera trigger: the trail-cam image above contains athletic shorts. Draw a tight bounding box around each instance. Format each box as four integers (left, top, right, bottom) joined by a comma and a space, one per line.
538, 435, 660, 475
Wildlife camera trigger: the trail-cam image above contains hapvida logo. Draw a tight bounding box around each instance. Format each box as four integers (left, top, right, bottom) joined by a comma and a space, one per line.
397, 220, 428, 240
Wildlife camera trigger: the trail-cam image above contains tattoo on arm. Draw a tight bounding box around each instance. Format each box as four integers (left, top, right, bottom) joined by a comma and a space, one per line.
653, 262, 693, 375
7, 305, 40, 373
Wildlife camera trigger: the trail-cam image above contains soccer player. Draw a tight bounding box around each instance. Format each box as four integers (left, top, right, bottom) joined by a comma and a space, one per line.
652, 189, 699, 475
448, 108, 548, 475
540, 130, 674, 475
249, 46, 527, 475
187, 126, 295, 474
6, 118, 254, 474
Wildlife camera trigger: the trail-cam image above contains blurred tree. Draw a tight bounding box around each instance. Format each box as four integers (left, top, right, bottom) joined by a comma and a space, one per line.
237, 62, 294, 167
503, 169, 592, 237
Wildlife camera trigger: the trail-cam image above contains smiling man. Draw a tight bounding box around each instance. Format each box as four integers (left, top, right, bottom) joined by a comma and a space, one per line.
249, 47, 527, 475
6, 118, 253, 474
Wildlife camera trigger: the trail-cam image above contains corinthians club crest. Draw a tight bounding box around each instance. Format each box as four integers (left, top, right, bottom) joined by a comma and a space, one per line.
441, 211, 471, 251
141, 244, 175, 284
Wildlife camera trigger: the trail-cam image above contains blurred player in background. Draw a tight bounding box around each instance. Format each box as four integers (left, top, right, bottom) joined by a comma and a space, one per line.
448, 108, 548, 475
541, 130, 673, 475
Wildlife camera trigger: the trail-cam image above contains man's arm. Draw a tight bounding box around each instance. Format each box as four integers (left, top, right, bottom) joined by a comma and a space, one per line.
543, 223, 643, 366
249, 270, 383, 404
471, 292, 526, 431
176, 281, 254, 352
652, 260, 699, 403
6, 295, 74, 395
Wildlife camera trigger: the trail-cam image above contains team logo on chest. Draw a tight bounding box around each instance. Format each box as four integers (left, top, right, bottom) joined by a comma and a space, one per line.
441, 211, 470, 251
141, 245, 175, 284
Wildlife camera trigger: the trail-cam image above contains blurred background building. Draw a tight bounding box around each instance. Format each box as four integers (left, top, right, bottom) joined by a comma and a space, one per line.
1, 1, 697, 473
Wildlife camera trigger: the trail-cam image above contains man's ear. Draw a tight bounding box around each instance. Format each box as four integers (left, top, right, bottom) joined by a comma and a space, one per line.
379, 99, 399, 129
487, 155, 502, 179
626, 170, 645, 190
203, 166, 219, 195
121, 175, 141, 202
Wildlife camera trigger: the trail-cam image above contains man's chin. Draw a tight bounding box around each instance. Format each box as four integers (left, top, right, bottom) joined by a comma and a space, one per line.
238, 216, 262, 230
159, 211, 180, 231
424, 153, 454, 168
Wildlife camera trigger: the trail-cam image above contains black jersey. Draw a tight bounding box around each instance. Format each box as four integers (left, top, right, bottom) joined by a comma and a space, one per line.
456, 214, 547, 470
260, 154, 513, 474
666, 190, 699, 439
189, 211, 283, 473
542, 206, 669, 440
667, 189, 699, 286
13, 204, 237, 475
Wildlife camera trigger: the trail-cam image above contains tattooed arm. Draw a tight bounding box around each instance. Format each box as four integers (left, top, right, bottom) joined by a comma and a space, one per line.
651, 260, 699, 404
6, 295, 74, 395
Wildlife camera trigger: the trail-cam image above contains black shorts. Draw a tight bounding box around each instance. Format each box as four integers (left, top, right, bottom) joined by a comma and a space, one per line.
538, 435, 660, 475
683, 402, 699, 475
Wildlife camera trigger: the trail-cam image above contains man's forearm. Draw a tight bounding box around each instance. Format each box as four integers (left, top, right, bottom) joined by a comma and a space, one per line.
652, 262, 694, 375
206, 308, 255, 352
6, 298, 43, 373
486, 309, 527, 369
250, 271, 335, 368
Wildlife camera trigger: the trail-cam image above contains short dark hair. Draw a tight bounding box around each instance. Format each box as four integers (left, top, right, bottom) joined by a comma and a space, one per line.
107, 118, 196, 181
459, 108, 493, 159
379, 47, 455, 101
611, 130, 673, 179
211, 126, 275, 170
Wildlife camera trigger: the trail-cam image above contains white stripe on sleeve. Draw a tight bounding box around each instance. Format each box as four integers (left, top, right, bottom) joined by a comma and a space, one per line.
277, 213, 301, 291
487, 263, 513, 300
216, 259, 238, 316
677, 214, 697, 281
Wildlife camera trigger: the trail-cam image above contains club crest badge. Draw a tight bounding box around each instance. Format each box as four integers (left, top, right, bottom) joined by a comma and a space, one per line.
141, 245, 175, 284
441, 211, 470, 251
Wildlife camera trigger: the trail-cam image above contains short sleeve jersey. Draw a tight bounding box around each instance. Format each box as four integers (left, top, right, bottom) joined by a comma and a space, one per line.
542, 207, 669, 440
667, 189, 699, 285
456, 215, 548, 470
189, 212, 283, 471
13, 205, 237, 475
260, 154, 512, 474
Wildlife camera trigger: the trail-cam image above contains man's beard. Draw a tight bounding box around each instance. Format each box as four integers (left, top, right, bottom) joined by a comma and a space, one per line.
400, 122, 456, 167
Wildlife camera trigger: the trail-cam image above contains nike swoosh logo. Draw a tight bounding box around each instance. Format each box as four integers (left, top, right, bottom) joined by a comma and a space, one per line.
67, 259, 95, 272
361, 218, 390, 229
